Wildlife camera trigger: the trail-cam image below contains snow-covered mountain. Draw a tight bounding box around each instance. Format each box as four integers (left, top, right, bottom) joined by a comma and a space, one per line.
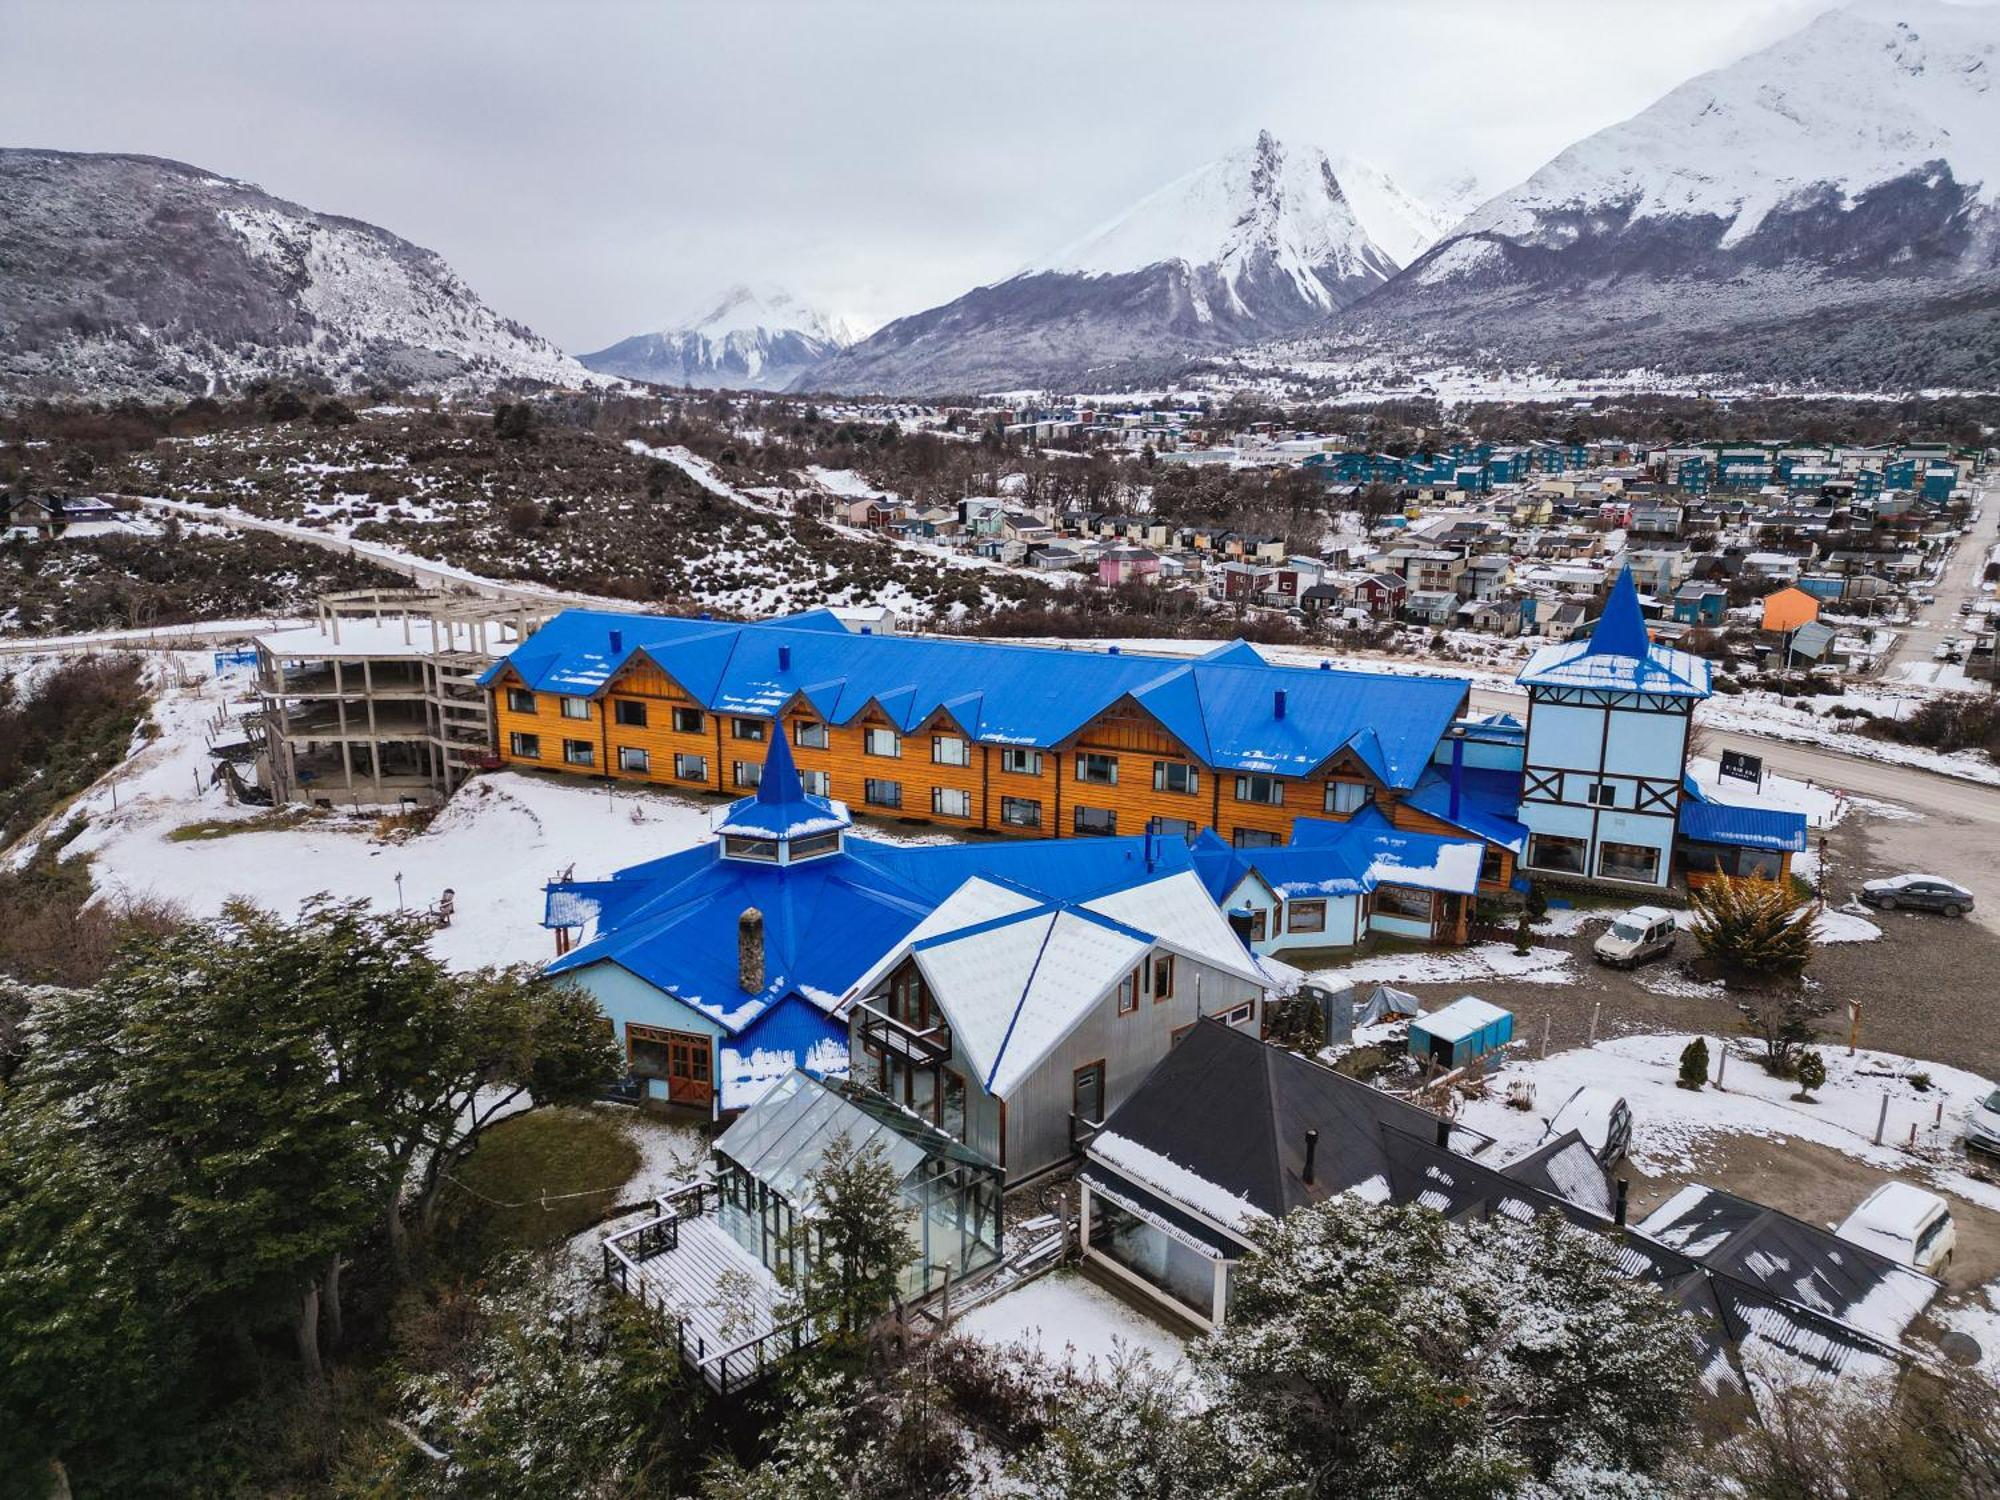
578, 285, 866, 390
805, 132, 1440, 395
0, 149, 594, 401
1333, 0, 2000, 387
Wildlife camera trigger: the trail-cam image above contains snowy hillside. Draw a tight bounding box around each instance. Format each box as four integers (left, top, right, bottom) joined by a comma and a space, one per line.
805, 132, 1429, 395
0, 149, 596, 401
1460, 0, 2000, 246
1326, 0, 2000, 388
579, 284, 866, 390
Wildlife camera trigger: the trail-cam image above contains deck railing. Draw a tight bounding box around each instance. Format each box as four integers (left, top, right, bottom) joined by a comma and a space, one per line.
855, 999, 953, 1066
598, 1179, 813, 1396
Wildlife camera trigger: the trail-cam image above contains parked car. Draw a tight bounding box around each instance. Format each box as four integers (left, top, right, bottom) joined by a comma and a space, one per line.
1593, 906, 1678, 968
1835, 1181, 1956, 1276
1966, 1086, 2000, 1157
1858, 874, 1975, 916
1540, 1085, 1633, 1166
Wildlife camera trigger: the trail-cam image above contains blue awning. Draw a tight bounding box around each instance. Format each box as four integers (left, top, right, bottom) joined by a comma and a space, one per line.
1678, 800, 1808, 853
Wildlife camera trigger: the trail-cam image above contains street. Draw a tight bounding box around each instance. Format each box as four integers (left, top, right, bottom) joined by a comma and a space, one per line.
1879, 475, 1998, 676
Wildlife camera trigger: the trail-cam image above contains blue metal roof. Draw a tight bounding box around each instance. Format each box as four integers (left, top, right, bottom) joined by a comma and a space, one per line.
1678, 799, 1808, 853
712, 731, 850, 840
1517, 567, 1714, 698
1404, 765, 1529, 854
1194, 805, 1487, 902
544, 816, 1204, 1038
486, 610, 1469, 790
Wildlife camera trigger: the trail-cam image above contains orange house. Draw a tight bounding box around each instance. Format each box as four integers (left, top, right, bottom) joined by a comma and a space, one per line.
1760, 587, 1821, 634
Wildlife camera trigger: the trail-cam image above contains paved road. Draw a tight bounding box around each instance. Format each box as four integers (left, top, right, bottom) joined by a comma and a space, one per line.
1879, 476, 1998, 676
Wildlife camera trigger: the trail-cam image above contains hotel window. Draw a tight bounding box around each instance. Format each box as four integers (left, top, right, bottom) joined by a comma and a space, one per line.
731, 717, 766, 742
509, 732, 540, 759
1235, 774, 1284, 806
1218, 1002, 1254, 1027
1073, 805, 1117, 836
1152, 761, 1198, 795
1287, 899, 1327, 934
932, 787, 972, 818
1150, 953, 1176, 1000
1597, 840, 1660, 884
613, 699, 647, 728
1116, 968, 1140, 1015
1373, 885, 1433, 921
793, 719, 829, 749
932, 734, 971, 767
1587, 782, 1617, 807
1000, 795, 1041, 828
733, 760, 762, 789
1152, 817, 1195, 841
563, 739, 595, 767
1527, 833, 1587, 874
800, 769, 831, 797
1324, 780, 1369, 815
617, 746, 650, 774
1075, 752, 1118, 786
1233, 828, 1281, 849
673, 753, 708, 783
1000, 748, 1043, 776
864, 727, 901, 758
864, 778, 903, 810
506, 688, 536, 714
670, 706, 704, 734
560, 696, 591, 720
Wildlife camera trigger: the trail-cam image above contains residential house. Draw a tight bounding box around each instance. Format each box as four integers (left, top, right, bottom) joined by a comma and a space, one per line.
1672, 583, 1728, 626
1405, 589, 1460, 628
1098, 546, 1161, 587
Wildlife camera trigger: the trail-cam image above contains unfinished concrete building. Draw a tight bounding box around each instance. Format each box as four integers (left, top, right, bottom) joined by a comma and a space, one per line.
256, 590, 556, 808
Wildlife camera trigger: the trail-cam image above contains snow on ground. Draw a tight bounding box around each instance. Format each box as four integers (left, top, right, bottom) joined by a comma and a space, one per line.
1814, 902, 1882, 944
1937, 1280, 2000, 1377
1458, 1034, 1997, 1211
615, 1109, 709, 1202
8, 650, 944, 970
954, 1269, 1191, 1379
1308, 942, 1577, 990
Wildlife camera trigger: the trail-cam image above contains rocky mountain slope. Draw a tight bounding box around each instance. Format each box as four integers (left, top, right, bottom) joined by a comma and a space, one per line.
804, 132, 1436, 395
1324, 0, 2000, 388
578, 285, 864, 390
0, 149, 593, 401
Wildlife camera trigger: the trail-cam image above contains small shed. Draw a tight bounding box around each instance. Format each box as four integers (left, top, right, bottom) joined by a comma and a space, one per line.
1408, 995, 1513, 1068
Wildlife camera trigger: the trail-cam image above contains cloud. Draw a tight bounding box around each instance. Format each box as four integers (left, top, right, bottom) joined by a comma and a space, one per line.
1, 0, 1859, 351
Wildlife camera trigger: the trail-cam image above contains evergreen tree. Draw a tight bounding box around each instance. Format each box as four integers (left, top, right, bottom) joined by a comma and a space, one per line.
775, 1135, 909, 1344
1679, 1037, 1710, 1091
1794, 1049, 1827, 1102
1691, 874, 1818, 986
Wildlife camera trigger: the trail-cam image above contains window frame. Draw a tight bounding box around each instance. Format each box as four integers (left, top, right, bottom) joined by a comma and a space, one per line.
1152, 761, 1199, 796
509, 731, 541, 759
1324, 780, 1369, 815
931, 734, 971, 767
931, 786, 972, 818
617, 745, 650, 774
733, 760, 762, 789
864, 777, 903, 810
560, 696, 592, 721
670, 705, 706, 735
1287, 899, 1327, 934
562, 738, 595, 767
1000, 795, 1042, 828
1115, 968, 1140, 1016
1072, 805, 1117, 837
506, 688, 537, 714
672, 752, 708, 783
1234, 773, 1285, 806
1597, 840, 1661, 884
1150, 952, 1176, 1001
1000, 747, 1043, 777
863, 727, 902, 759
793, 719, 829, 749
613, 698, 648, 728
731, 717, 767, 743
1526, 833, 1588, 875
1074, 752, 1118, 787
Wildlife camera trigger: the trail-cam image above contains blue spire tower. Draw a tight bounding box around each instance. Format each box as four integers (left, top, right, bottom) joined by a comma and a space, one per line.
714, 731, 851, 865
1512, 566, 1713, 890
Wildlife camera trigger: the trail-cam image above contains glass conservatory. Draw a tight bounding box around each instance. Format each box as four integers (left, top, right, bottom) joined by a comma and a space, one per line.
711, 1071, 1004, 1301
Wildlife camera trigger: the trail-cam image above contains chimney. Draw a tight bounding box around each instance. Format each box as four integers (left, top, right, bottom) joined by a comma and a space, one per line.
1318, 660, 1331, 671
778, 645, 792, 671
1302, 1128, 1319, 1186
1449, 731, 1465, 823
609, 629, 623, 654
1273, 689, 1287, 720
737, 907, 765, 993
1615, 1178, 1630, 1226
1107, 645, 1121, 655
1434, 1117, 1451, 1150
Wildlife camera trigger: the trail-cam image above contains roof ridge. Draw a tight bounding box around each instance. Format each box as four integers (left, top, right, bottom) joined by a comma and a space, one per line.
982, 913, 1062, 1094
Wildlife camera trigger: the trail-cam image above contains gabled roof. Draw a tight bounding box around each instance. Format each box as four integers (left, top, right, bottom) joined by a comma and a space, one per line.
712, 732, 849, 841
487, 609, 1468, 789
1088, 1020, 1464, 1223
841, 868, 1267, 1100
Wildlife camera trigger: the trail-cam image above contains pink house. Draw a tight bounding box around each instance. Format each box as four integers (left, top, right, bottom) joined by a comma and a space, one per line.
1098, 546, 1161, 587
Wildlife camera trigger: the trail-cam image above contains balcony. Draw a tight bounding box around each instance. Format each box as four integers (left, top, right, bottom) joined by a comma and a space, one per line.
855, 998, 953, 1067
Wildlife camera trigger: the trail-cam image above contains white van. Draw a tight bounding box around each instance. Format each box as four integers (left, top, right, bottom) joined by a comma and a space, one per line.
1593, 906, 1678, 969
1835, 1182, 1956, 1276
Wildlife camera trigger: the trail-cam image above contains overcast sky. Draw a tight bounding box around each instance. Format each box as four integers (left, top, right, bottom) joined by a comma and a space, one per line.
6, 0, 1838, 351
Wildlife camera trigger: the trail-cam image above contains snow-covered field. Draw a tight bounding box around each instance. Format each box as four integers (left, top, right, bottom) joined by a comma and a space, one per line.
1308, 942, 1578, 990
6, 650, 946, 970
954, 1268, 1191, 1376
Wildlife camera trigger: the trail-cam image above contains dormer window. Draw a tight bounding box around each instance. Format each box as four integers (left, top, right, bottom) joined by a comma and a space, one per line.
721, 835, 781, 863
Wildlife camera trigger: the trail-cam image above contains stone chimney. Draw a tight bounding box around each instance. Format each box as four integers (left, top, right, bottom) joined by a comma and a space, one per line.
738, 907, 765, 993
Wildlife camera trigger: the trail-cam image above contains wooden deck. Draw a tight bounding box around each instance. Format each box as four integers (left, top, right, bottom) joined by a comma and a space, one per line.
604, 1204, 802, 1392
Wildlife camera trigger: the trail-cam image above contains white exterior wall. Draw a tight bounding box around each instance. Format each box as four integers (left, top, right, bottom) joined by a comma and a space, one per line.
1519, 686, 1690, 891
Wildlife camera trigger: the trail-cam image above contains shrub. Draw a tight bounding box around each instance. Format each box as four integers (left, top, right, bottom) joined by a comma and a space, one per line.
1679, 1037, 1709, 1091
1692, 874, 1818, 986
1793, 1049, 1826, 1101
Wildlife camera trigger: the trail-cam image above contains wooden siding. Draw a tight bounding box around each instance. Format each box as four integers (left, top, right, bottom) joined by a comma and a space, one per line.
485, 676, 1508, 865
